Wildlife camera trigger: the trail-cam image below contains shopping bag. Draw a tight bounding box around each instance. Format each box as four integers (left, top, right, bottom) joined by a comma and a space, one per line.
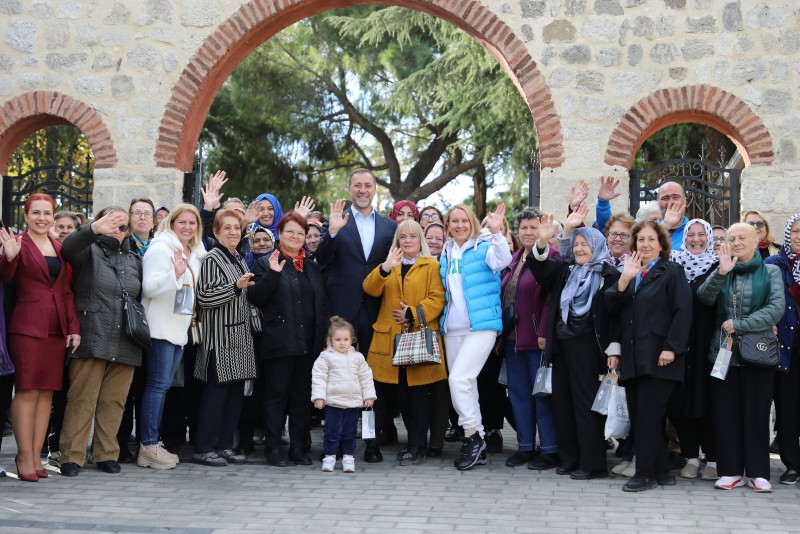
604, 385, 630, 440
532, 362, 552, 397
711, 333, 733, 380
243, 379, 254, 397
591, 370, 618, 415
173, 284, 194, 315
361, 408, 376, 440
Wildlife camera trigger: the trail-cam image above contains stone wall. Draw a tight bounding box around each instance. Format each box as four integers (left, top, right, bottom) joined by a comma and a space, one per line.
0, 0, 798, 228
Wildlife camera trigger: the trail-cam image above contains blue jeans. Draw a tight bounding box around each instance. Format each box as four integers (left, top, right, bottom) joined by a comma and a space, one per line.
505, 342, 557, 453
323, 406, 360, 456
140, 339, 184, 446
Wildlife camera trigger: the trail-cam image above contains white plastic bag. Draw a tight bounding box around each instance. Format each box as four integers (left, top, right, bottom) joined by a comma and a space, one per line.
361, 408, 376, 440
592, 370, 618, 415
604, 384, 630, 440
532, 362, 552, 397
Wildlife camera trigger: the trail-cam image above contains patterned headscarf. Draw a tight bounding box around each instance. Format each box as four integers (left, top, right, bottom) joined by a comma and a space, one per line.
389, 200, 419, 222
783, 213, 800, 285
559, 227, 610, 324
670, 218, 717, 281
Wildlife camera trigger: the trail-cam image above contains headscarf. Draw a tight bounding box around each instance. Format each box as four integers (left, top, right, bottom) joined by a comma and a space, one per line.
783, 213, 800, 285
560, 227, 610, 324
251, 193, 284, 236
670, 218, 717, 281
244, 226, 274, 270
389, 200, 419, 222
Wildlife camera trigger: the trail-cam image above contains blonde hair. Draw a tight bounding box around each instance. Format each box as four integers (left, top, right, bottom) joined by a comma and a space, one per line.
393, 220, 432, 258
445, 204, 482, 241
159, 203, 204, 249
741, 209, 777, 243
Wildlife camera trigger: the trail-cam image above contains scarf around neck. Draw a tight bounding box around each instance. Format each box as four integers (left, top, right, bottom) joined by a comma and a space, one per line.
670, 218, 717, 281
560, 227, 610, 324
783, 213, 800, 285
715, 252, 771, 327
280, 245, 305, 272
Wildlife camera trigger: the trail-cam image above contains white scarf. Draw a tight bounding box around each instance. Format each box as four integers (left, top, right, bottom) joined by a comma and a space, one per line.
783, 213, 800, 285
670, 218, 717, 282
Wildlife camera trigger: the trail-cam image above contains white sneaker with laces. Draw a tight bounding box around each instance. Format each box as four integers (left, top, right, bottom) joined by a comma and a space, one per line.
747, 477, 773, 493
715, 475, 746, 490
322, 455, 335, 472
342, 455, 355, 473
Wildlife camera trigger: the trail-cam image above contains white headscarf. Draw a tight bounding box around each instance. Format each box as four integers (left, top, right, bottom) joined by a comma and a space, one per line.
783, 213, 800, 285
670, 218, 717, 281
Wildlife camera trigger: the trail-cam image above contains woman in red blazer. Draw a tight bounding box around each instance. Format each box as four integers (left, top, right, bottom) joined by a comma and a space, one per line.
0, 194, 80, 481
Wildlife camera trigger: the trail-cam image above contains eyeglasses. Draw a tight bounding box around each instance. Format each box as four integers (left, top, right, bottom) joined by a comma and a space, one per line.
421, 213, 441, 221
712, 237, 727, 243
747, 221, 766, 228
282, 230, 306, 238
608, 232, 631, 240
131, 211, 154, 219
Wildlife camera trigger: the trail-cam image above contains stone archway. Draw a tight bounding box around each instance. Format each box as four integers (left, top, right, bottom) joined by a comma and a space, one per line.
0, 91, 117, 175
604, 84, 774, 169
154, 0, 564, 172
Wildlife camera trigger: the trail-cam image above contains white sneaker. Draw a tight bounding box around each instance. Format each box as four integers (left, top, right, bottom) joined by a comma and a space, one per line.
701, 465, 718, 480
715, 475, 746, 490
611, 461, 630, 475
322, 455, 335, 472
137, 443, 177, 470
342, 455, 355, 473
747, 477, 773, 493
680, 462, 700, 479
621, 458, 636, 478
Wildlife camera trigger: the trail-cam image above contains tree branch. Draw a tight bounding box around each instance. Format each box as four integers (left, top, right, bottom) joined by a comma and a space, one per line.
410, 157, 483, 201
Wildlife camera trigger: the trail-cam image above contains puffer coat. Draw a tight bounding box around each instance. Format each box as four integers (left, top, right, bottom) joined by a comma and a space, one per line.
311, 346, 377, 408
62, 224, 144, 366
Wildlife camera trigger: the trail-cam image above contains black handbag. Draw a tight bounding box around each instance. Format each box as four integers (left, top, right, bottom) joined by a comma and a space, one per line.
731, 277, 778, 368
103, 247, 151, 349
736, 334, 779, 367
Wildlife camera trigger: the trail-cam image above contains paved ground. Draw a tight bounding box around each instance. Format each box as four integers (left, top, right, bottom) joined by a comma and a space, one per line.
1, 423, 799, 534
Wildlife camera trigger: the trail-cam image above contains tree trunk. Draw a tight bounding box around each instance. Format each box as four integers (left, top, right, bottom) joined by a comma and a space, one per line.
472, 164, 487, 221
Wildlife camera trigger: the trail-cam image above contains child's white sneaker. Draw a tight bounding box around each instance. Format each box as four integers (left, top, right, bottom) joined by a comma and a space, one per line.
342, 455, 355, 473
322, 455, 335, 472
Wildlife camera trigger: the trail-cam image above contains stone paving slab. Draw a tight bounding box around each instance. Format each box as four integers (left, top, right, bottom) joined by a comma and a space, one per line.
1, 424, 800, 533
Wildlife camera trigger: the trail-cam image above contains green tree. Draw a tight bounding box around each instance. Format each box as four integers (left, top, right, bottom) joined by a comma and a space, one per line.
200, 6, 536, 217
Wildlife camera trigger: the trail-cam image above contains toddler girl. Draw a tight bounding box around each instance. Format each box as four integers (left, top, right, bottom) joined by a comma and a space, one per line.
312, 316, 376, 472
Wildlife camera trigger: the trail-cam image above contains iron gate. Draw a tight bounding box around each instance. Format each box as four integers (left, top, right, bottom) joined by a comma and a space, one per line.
2, 154, 93, 231
629, 145, 740, 228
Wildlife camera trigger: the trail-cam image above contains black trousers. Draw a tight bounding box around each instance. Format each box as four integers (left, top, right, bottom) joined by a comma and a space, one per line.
711, 365, 775, 479
477, 346, 506, 430
261, 354, 313, 452
237, 377, 263, 454
117, 363, 145, 450
627, 376, 676, 478
672, 413, 715, 461
775, 350, 800, 471
397, 368, 434, 450
552, 334, 607, 471
0, 373, 13, 452
46, 369, 70, 453
194, 359, 245, 454
428, 379, 450, 449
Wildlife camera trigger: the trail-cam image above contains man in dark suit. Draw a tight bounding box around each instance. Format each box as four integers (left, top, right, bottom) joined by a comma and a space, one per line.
315, 168, 397, 462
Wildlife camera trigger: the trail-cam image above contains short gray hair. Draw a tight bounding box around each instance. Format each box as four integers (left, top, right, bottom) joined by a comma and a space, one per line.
515, 207, 544, 231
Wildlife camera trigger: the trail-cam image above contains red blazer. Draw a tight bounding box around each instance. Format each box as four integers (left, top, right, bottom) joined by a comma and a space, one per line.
0, 232, 79, 338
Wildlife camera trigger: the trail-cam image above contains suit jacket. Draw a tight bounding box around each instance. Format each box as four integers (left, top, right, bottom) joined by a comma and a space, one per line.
0, 232, 79, 339
315, 209, 397, 322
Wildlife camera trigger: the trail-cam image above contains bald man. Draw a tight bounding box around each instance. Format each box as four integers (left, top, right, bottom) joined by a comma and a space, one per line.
657, 181, 690, 251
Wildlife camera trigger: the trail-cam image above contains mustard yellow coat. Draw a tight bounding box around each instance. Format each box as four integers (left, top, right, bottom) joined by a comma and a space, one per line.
362, 257, 447, 386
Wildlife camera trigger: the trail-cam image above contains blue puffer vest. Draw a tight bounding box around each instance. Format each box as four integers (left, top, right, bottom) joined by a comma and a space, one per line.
439, 239, 503, 334
766, 249, 799, 373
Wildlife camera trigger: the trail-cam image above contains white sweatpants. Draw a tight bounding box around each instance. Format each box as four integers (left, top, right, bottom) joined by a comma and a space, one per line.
444, 330, 498, 438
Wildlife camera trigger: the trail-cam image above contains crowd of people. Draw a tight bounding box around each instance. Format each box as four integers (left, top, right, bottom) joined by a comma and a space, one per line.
0, 169, 798, 495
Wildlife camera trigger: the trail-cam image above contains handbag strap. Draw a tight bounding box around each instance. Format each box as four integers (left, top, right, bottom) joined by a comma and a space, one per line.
416, 306, 429, 330
99, 244, 130, 299
184, 259, 198, 321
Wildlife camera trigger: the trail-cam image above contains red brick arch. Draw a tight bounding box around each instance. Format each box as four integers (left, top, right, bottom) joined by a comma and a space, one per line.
155, 0, 564, 172
605, 84, 774, 169
0, 91, 117, 174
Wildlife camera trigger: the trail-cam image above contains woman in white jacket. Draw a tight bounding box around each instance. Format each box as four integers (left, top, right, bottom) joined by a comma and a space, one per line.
138, 204, 207, 470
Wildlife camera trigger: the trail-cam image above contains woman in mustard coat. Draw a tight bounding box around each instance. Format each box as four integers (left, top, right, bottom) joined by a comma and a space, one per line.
363, 219, 446, 466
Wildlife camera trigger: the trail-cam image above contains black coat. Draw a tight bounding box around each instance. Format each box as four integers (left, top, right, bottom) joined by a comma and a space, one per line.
527, 249, 621, 375
248, 251, 329, 360
668, 266, 718, 417
605, 259, 693, 384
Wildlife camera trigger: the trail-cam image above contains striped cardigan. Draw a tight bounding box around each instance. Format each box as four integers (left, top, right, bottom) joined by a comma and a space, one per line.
194, 247, 257, 384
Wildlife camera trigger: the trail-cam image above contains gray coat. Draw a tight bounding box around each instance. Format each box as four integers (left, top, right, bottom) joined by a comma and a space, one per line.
697, 265, 785, 367
194, 247, 257, 384
62, 225, 144, 366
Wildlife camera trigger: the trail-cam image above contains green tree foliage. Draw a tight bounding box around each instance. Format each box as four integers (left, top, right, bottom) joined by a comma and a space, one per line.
200, 6, 536, 216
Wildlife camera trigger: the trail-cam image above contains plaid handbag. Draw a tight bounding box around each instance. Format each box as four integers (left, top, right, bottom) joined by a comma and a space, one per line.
392, 306, 442, 366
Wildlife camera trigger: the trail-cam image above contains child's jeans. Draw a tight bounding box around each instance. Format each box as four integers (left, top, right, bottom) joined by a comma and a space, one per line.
324, 406, 360, 456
